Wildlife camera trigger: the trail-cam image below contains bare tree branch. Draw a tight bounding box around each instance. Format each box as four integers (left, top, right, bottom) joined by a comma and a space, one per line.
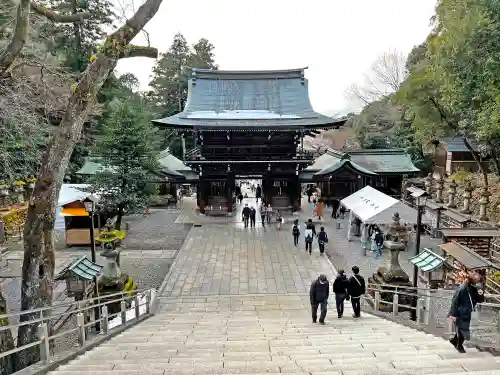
0, 0, 91, 76
345, 49, 407, 106
120, 44, 158, 59
30, 1, 91, 23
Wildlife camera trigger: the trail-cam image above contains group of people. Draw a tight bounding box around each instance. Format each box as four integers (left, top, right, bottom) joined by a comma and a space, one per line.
309, 266, 366, 324
292, 218, 328, 254
241, 203, 283, 229
310, 266, 485, 356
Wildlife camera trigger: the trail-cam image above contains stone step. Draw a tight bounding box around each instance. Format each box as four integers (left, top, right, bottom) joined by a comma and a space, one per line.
48, 293, 500, 374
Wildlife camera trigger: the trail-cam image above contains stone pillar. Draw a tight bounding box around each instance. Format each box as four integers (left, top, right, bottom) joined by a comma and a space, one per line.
425, 173, 433, 196
435, 175, 445, 203
461, 181, 473, 214
447, 179, 457, 209
479, 187, 491, 221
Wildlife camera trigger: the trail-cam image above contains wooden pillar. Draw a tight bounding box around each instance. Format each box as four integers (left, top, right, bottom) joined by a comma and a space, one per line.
226, 172, 235, 213
198, 176, 207, 214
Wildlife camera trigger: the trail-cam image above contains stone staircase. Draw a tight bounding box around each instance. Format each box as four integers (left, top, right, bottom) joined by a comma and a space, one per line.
48, 295, 500, 375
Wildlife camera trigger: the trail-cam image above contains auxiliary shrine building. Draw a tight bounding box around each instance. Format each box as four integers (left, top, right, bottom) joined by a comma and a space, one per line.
153, 68, 419, 214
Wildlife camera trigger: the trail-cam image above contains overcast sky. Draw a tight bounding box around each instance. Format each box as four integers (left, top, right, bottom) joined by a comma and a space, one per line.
115, 0, 437, 115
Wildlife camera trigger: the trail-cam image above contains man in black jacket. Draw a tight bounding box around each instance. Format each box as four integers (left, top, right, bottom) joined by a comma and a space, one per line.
242, 204, 251, 228
249, 206, 256, 228
333, 270, 349, 318
348, 266, 365, 318
448, 270, 484, 353
310, 274, 329, 324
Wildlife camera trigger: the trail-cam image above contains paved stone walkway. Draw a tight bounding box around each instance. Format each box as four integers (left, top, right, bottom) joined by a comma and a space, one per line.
159, 222, 335, 297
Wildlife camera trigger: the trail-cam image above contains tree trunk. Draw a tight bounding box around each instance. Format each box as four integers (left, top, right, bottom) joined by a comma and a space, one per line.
488, 142, 500, 177
15, 0, 160, 368
0, 290, 15, 375
463, 138, 488, 188
115, 205, 124, 231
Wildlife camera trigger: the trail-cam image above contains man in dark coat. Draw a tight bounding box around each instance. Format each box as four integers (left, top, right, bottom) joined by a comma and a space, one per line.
310, 274, 329, 324
333, 269, 349, 318
242, 204, 251, 228
348, 266, 365, 318
249, 206, 256, 228
448, 270, 484, 353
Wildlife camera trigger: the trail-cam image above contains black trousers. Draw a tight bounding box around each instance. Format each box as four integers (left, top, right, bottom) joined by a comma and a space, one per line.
451, 330, 465, 347
319, 243, 325, 253
305, 241, 312, 253
250, 218, 256, 227
261, 215, 265, 225
243, 217, 249, 227
351, 297, 361, 317
293, 234, 299, 246
311, 300, 328, 323
335, 293, 346, 317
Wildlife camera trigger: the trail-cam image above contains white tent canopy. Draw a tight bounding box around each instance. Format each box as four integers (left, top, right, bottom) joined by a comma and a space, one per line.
340, 186, 428, 225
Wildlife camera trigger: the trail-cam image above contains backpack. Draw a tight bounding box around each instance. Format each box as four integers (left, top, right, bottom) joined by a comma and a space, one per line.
292, 224, 300, 235
305, 229, 313, 243
318, 231, 328, 244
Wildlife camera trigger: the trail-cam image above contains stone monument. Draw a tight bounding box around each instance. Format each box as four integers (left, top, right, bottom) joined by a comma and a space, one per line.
368, 212, 413, 312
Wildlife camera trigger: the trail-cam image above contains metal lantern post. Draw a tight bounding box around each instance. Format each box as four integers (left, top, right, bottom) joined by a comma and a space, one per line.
83, 198, 100, 332
411, 191, 428, 320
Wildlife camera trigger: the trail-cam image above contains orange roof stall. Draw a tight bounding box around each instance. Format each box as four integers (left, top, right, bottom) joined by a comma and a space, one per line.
61, 199, 101, 246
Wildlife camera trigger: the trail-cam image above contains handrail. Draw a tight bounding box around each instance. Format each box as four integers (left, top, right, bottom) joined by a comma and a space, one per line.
362, 283, 500, 344
0, 288, 156, 362
0, 288, 151, 321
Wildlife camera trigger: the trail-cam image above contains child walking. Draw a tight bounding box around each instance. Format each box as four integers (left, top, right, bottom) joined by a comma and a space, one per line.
317, 226, 329, 255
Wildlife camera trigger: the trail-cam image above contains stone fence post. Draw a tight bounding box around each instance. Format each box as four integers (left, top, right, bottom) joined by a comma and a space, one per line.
435, 175, 444, 203
461, 181, 473, 214
447, 180, 457, 208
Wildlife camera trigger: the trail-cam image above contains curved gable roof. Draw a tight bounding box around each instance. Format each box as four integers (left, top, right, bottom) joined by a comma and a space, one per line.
315, 159, 376, 176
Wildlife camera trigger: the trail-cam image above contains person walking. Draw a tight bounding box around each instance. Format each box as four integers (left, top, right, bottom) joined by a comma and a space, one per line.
310, 274, 329, 325
276, 210, 283, 231
260, 204, 266, 226
448, 270, 484, 353
266, 203, 273, 224
256, 185, 262, 203
242, 204, 251, 228
348, 266, 365, 318
317, 226, 328, 255
304, 219, 316, 254
333, 270, 349, 318
249, 206, 256, 228
292, 219, 300, 246
316, 199, 324, 220
374, 229, 384, 258
331, 199, 340, 219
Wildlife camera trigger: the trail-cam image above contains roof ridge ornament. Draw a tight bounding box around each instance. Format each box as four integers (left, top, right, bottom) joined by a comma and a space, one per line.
301, 70, 305, 86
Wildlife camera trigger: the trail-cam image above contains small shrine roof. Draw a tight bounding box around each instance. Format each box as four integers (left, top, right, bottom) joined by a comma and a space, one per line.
55, 256, 103, 281
409, 248, 445, 272
441, 227, 500, 238
314, 159, 376, 176
305, 148, 419, 175
77, 152, 190, 179
439, 242, 497, 270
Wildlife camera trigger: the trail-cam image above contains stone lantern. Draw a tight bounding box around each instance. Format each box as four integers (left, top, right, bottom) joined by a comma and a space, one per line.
368, 212, 413, 312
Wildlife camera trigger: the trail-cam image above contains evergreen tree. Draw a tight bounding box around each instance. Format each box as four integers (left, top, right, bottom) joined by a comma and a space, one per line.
88, 100, 160, 230
148, 33, 217, 158
44, 0, 115, 72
